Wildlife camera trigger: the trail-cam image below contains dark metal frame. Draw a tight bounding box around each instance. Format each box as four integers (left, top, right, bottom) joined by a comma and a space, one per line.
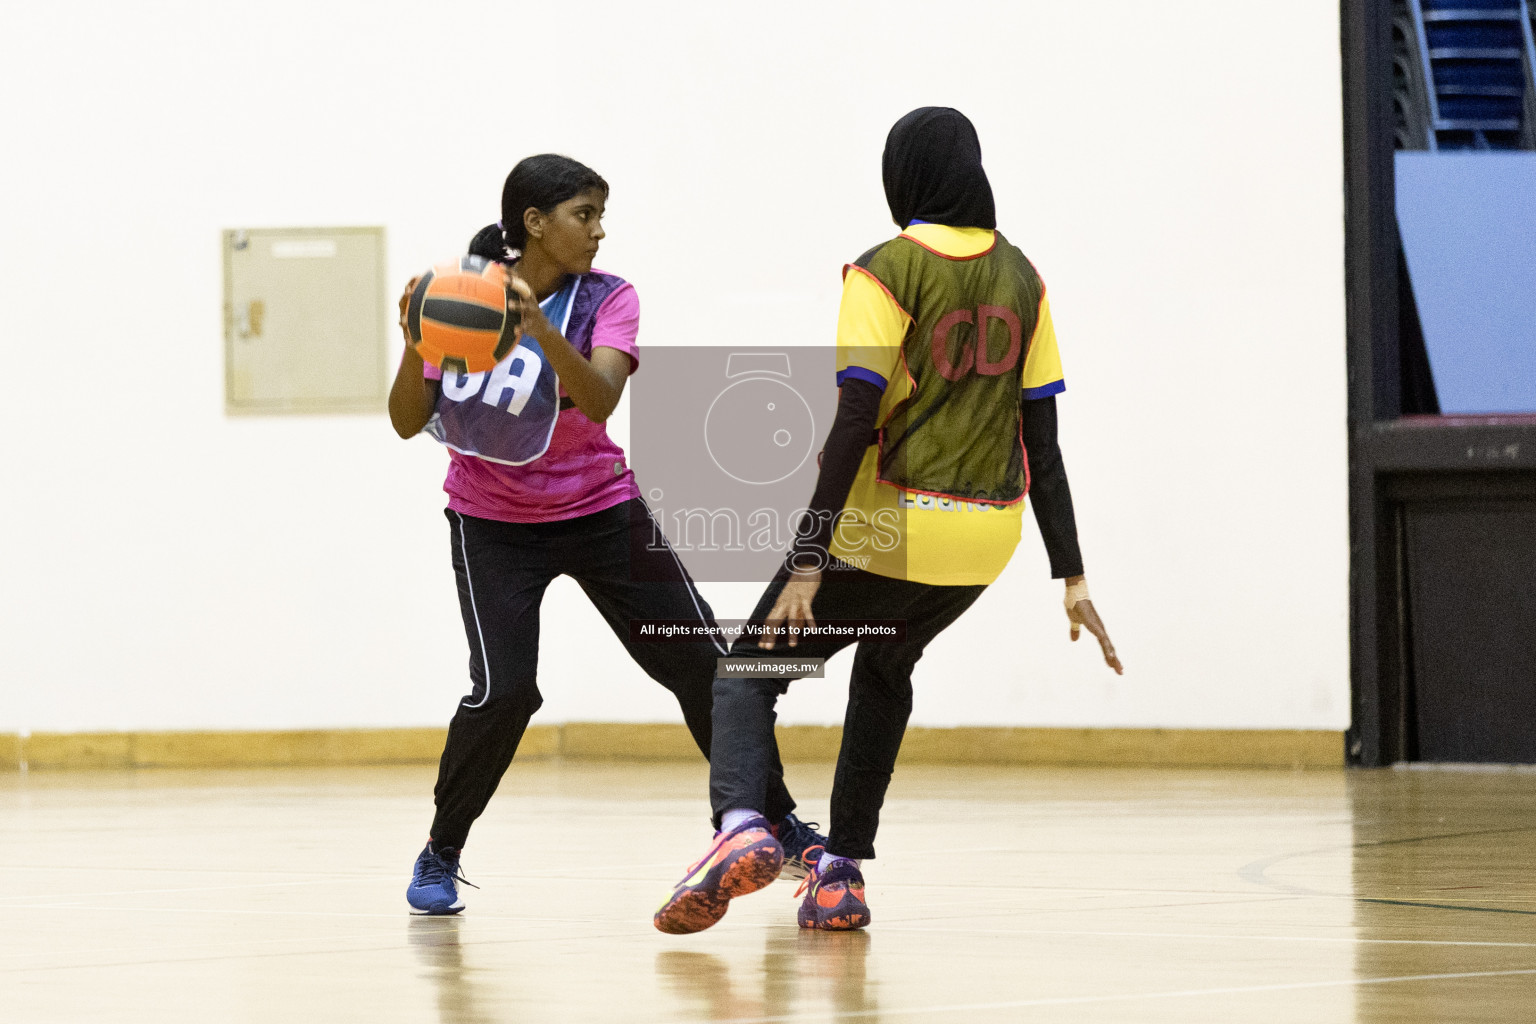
1342, 0, 1536, 765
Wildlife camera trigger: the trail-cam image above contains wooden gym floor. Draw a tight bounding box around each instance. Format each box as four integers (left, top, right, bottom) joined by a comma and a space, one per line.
2, 760, 1533, 1022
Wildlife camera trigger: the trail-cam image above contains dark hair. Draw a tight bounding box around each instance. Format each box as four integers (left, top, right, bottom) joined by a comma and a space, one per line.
467, 223, 509, 263
499, 154, 609, 253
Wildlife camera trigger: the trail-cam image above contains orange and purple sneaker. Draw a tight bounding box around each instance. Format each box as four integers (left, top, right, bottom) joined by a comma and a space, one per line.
654, 816, 784, 934
795, 851, 871, 931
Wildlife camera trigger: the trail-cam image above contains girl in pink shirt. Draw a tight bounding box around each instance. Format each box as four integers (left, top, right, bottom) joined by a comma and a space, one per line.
387, 155, 820, 915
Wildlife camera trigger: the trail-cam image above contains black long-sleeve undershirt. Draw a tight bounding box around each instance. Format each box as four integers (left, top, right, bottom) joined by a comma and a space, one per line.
791, 382, 1083, 579
1020, 394, 1084, 578
788, 378, 884, 571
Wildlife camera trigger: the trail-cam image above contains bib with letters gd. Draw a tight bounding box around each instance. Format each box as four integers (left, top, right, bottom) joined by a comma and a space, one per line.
851, 231, 1042, 504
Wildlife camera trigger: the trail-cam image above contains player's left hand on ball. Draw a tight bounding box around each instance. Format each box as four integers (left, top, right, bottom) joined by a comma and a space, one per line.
506, 273, 551, 340
1068, 599, 1123, 675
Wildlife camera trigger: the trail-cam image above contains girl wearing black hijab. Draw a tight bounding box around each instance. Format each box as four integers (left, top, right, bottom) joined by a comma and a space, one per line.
654, 108, 1121, 935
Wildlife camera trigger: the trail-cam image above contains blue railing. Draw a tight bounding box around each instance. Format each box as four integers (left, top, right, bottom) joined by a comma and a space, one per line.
1406, 0, 1536, 148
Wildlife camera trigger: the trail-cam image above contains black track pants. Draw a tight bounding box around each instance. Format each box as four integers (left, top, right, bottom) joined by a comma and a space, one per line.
709, 560, 985, 860
429, 498, 796, 850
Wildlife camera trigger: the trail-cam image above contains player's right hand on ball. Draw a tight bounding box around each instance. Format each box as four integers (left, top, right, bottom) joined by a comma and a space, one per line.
398, 276, 422, 344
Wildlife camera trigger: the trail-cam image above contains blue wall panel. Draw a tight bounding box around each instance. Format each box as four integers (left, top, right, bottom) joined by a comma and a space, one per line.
1396, 153, 1536, 414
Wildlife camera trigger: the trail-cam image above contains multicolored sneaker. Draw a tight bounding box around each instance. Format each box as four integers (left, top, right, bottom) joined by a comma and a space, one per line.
654, 816, 784, 934
406, 842, 476, 916
796, 854, 871, 931
772, 814, 828, 880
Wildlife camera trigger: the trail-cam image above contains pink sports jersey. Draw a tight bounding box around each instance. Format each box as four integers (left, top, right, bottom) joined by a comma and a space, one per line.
423, 271, 641, 523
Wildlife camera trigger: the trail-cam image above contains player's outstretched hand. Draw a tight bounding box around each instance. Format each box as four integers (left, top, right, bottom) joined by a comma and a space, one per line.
1067, 593, 1123, 675
759, 570, 821, 650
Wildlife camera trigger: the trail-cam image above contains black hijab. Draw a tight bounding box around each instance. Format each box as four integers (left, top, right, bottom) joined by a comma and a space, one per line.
882, 107, 996, 231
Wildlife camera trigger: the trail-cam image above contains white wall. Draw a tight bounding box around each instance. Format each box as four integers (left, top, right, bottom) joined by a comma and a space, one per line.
0, 0, 1348, 734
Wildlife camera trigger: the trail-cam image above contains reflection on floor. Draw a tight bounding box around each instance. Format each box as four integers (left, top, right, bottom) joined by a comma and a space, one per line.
3, 761, 1533, 1022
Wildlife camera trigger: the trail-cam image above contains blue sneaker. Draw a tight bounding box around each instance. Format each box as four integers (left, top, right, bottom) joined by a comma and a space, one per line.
773, 813, 827, 880
406, 843, 475, 915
